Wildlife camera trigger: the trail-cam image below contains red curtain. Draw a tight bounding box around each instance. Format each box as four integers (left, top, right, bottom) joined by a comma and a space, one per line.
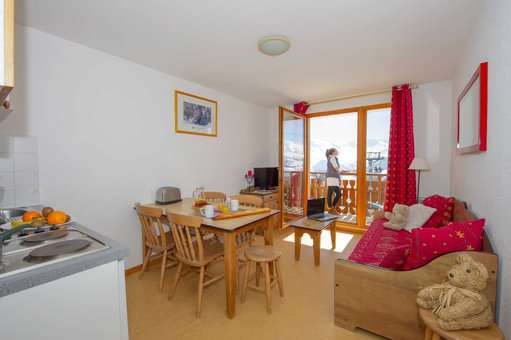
293, 101, 309, 114
384, 84, 416, 211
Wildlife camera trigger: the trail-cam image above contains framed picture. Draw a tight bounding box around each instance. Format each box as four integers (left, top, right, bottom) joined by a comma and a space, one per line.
174, 90, 218, 137
457, 62, 488, 154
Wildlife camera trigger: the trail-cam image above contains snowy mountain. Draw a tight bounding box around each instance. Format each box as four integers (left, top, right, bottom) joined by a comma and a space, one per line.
309, 138, 388, 173
284, 137, 389, 173
284, 140, 304, 171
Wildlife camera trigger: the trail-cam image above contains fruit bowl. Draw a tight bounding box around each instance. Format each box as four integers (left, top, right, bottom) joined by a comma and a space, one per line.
0, 207, 71, 232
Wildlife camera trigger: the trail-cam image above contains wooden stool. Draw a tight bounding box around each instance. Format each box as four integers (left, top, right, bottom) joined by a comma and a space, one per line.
419, 308, 504, 340
241, 245, 284, 313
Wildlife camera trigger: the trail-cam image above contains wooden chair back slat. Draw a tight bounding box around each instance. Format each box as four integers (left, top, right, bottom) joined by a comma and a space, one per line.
204, 192, 226, 203
230, 195, 264, 247
169, 213, 205, 265
185, 227, 197, 262
231, 194, 264, 208
136, 204, 163, 218
135, 204, 168, 250
176, 226, 190, 260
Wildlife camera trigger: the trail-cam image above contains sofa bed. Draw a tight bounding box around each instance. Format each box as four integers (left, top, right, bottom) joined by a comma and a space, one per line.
334, 197, 498, 340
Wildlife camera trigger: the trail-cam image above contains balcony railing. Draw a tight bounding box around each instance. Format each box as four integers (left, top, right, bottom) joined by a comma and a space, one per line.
282, 170, 387, 224
309, 171, 387, 214
282, 170, 305, 219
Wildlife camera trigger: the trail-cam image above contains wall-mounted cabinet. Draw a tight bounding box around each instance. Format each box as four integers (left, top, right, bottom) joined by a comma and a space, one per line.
0, 0, 14, 106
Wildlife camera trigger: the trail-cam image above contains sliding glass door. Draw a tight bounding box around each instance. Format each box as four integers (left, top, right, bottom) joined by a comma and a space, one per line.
306, 103, 391, 229
309, 112, 359, 224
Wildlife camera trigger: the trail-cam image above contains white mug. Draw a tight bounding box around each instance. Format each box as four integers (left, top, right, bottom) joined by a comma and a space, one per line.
230, 199, 239, 212
200, 205, 215, 218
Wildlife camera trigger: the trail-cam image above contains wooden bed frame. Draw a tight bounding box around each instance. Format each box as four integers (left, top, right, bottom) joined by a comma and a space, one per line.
334, 202, 498, 340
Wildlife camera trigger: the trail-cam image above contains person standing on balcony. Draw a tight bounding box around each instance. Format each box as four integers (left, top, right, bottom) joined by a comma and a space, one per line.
326, 148, 342, 213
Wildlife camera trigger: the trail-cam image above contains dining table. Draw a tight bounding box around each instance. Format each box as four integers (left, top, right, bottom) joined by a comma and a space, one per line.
140, 198, 280, 319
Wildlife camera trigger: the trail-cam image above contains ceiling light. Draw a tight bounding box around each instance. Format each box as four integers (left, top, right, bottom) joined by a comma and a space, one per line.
258, 35, 290, 56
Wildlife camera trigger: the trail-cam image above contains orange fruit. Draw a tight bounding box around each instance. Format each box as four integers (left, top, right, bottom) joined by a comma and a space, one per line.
47, 211, 69, 225
22, 211, 42, 222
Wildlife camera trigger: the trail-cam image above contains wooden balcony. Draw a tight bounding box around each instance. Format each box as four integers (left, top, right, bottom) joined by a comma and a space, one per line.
309, 171, 387, 224
282, 170, 387, 225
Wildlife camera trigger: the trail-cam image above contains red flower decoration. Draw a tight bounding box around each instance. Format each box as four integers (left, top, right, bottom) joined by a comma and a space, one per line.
246, 169, 253, 177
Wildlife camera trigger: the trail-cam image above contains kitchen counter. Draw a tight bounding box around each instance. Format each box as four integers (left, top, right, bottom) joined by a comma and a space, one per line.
0, 222, 129, 297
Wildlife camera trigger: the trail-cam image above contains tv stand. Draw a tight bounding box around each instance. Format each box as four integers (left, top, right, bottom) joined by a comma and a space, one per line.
253, 189, 275, 194
240, 187, 279, 209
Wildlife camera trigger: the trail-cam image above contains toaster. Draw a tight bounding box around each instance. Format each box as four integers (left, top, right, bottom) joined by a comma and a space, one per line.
155, 187, 182, 205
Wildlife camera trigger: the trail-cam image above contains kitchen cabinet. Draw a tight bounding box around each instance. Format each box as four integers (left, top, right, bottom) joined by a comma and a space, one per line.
0, 261, 129, 340
0, 0, 14, 106
0, 221, 129, 340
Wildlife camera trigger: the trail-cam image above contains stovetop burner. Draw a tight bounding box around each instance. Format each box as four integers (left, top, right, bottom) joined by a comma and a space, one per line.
27, 239, 92, 259
21, 230, 69, 245
23, 254, 56, 263
0, 226, 107, 279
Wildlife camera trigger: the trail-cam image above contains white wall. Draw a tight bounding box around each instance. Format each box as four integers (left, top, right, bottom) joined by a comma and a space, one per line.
296, 81, 453, 198
412, 81, 452, 197
0, 26, 274, 268
451, 0, 511, 332
0, 136, 40, 207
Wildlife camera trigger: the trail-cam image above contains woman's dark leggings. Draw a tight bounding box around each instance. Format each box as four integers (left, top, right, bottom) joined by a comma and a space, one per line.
327, 186, 341, 208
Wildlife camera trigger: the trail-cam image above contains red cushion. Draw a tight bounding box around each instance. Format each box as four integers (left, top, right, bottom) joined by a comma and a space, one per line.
422, 195, 455, 228
403, 219, 485, 270
380, 244, 410, 270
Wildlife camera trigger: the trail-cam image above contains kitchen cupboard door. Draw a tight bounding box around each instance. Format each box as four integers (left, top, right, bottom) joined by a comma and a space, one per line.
0, 261, 129, 340
0, 0, 14, 105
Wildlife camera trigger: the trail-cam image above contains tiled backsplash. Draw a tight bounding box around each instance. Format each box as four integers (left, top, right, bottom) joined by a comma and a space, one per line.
0, 136, 40, 208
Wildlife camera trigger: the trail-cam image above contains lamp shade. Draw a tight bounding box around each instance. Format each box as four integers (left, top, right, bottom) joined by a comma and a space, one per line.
409, 157, 430, 171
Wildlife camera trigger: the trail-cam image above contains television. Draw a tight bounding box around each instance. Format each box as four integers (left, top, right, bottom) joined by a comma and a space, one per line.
254, 167, 278, 190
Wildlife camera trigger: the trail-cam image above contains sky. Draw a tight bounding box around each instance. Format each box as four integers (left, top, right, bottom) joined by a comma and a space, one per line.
309, 108, 390, 170
283, 108, 391, 172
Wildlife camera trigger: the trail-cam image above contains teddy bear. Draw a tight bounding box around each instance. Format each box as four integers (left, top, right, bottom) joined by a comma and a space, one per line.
371, 209, 386, 220
382, 204, 409, 230
416, 254, 494, 331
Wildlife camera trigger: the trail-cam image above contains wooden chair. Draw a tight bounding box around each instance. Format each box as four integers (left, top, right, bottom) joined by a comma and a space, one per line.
230, 195, 265, 286
241, 245, 284, 313
167, 213, 224, 317
231, 194, 265, 245
231, 194, 264, 208
135, 204, 176, 291
203, 191, 226, 203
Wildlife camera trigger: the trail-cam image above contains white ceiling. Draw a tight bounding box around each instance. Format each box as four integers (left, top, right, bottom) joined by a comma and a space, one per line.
17, 0, 482, 107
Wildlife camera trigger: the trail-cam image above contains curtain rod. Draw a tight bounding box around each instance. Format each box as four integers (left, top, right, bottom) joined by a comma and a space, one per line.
307, 84, 419, 106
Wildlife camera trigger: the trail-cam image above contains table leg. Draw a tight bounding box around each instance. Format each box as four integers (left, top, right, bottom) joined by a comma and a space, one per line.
263, 216, 274, 246
223, 232, 237, 319
312, 231, 320, 266
294, 228, 303, 261
330, 223, 336, 250
424, 327, 432, 340
263, 216, 275, 274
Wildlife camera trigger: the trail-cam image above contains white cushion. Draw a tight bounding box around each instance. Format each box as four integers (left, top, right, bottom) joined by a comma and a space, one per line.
405, 204, 437, 231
